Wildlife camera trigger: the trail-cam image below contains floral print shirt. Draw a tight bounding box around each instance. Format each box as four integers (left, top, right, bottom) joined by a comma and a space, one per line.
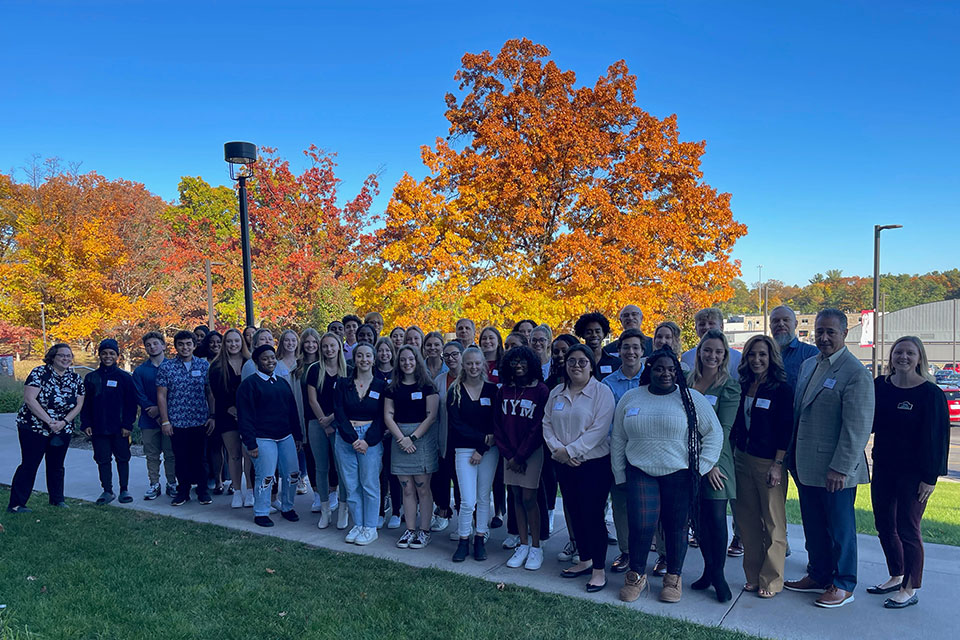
156, 357, 210, 428
17, 365, 85, 436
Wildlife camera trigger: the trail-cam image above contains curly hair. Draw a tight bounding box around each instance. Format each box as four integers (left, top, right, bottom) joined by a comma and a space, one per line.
574, 312, 611, 339
498, 346, 543, 387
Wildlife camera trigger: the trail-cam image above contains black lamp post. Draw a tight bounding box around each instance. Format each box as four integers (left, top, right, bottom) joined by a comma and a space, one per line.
224, 141, 257, 327
872, 224, 902, 376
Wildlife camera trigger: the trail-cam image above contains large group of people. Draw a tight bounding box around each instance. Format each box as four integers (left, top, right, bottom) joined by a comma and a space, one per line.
6, 304, 951, 611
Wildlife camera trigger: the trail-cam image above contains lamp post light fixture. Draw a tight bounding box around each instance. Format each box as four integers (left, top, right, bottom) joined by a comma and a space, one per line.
224, 141, 257, 328
872, 224, 902, 376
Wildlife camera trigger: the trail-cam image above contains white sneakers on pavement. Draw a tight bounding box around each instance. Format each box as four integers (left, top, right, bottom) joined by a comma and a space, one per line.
507, 544, 531, 568
345, 525, 362, 544
502, 534, 521, 550
355, 527, 378, 546
231, 491, 244, 509
525, 546, 543, 571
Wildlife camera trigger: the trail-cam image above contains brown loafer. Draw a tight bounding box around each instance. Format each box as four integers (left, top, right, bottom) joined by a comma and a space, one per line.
611, 552, 630, 573
815, 585, 854, 608
784, 575, 829, 593
660, 573, 682, 603
652, 556, 667, 577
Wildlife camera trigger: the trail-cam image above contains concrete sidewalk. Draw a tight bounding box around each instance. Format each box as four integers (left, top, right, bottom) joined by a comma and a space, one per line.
1, 414, 955, 640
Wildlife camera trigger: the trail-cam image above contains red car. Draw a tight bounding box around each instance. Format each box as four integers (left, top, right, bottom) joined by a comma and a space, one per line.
944, 387, 960, 423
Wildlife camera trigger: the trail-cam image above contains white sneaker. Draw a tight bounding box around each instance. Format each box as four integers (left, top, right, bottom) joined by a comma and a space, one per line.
296, 478, 308, 495
317, 502, 331, 529
502, 534, 521, 550
337, 503, 349, 530
243, 491, 255, 508
430, 515, 449, 532
355, 527, 378, 546
311, 493, 324, 513
329, 491, 339, 511
548, 510, 555, 535
270, 499, 282, 514
345, 525, 362, 544
387, 515, 402, 529
231, 492, 244, 509
524, 546, 544, 570
507, 544, 530, 568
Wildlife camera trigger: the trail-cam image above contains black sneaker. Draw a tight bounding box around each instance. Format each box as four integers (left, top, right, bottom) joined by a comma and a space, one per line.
409, 529, 431, 549
197, 494, 213, 505
396, 529, 415, 549
489, 515, 503, 529
281, 510, 299, 522
171, 494, 190, 507
165, 484, 178, 498
255, 516, 275, 527
144, 484, 161, 501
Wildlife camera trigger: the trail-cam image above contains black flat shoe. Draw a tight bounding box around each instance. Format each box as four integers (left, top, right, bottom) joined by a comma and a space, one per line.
281, 510, 299, 522
255, 516, 275, 527
586, 581, 607, 593
884, 594, 919, 609
867, 583, 902, 595
6, 506, 32, 514
561, 567, 593, 579
490, 516, 503, 529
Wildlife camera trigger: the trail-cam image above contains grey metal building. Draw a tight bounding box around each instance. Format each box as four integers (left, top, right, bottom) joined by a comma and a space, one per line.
846, 299, 960, 367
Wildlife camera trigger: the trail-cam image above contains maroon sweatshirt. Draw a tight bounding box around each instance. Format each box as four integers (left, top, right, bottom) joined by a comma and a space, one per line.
494, 382, 549, 463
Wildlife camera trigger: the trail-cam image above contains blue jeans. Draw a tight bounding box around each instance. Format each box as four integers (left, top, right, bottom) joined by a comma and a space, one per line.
796, 479, 859, 592
335, 423, 382, 528
252, 435, 299, 517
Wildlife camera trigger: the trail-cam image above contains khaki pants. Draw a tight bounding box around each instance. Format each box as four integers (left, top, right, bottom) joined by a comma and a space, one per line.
733, 450, 787, 592
141, 427, 176, 486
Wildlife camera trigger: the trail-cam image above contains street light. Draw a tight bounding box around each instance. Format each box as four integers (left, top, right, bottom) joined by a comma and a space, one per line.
224, 141, 257, 328
873, 224, 902, 376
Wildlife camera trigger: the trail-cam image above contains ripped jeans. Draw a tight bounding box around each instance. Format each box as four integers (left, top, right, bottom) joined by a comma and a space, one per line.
252, 434, 299, 517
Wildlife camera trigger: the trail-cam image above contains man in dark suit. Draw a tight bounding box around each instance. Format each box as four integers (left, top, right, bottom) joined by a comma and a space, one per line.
784, 308, 874, 608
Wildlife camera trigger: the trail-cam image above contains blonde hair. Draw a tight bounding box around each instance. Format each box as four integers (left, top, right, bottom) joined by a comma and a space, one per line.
295, 328, 322, 377
687, 328, 730, 388
319, 331, 347, 378
276, 329, 299, 360
451, 346, 488, 406
886, 336, 934, 382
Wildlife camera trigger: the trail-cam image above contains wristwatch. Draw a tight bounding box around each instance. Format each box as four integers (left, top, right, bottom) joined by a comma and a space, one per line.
410, 434, 419, 443
774, 459, 784, 465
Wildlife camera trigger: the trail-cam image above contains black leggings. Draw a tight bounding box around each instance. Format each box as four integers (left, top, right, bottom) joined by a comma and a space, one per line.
380, 441, 402, 516
696, 495, 729, 580
92, 433, 131, 492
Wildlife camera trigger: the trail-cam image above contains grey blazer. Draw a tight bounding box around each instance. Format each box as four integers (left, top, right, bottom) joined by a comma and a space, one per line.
788, 348, 875, 488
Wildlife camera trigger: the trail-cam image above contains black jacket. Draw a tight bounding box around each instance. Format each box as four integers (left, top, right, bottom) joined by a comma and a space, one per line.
730, 379, 793, 460
81, 365, 138, 435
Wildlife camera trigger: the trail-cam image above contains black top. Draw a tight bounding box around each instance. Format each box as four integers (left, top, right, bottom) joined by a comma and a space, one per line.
730, 379, 794, 460
80, 365, 138, 436
298, 359, 321, 424
208, 360, 243, 431
373, 367, 393, 383
236, 374, 303, 450
306, 362, 339, 420
385, 381, 438, 424
872, 377, 950, 485
447, 381, 498, 453
594, 350, 622, 380
333, 376, 386, 446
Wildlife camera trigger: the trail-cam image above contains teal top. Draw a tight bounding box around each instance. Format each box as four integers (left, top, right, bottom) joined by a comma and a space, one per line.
689, 374, 740, 500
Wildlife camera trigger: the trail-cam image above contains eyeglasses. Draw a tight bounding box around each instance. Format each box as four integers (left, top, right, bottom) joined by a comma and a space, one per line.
530, 337, 548, 344
442, 352, 461, 360
566, 358, 591, 368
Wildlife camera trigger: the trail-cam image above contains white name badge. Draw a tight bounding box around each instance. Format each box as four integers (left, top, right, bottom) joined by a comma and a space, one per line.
480, 397, 491, 406
369, 391, 380, 400
626, 407, 640, 417
191, 369, 203, 377
553, 401, 565, 411
756, 398, 771, 410
705, 395, 718, 406
411, 391, 423, 400
823, 378, 837, 389
600, 365, 612, 374
520, 399, 533, 409
609, 352, 619, 358
106, 380, 118, 388
492, 369, 499, 377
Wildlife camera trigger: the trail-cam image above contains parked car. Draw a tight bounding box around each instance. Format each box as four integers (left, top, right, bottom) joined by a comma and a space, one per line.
935, 371, 960, 386
944, 363, 959, 372
942, 387, 960, 423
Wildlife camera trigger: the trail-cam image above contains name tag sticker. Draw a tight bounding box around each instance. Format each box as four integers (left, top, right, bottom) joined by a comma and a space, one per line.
609, 352, 619, 358
600, 365, 612, 374
706, 395, 718, 406
756, 398, 771, 409
480, 397, 491, 406
411, 391, 423, 400
191, 369, 203, 377
626, 407, 640, 417
553, 401, 565, 411
492, 369, 499, 377
106, 380, 118, 388
520, 399, 533, 409
823, 378, 837, 389
369, 391, 380, 400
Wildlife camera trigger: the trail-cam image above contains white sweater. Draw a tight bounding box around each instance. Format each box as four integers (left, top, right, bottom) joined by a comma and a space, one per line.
610, 386, 722, 484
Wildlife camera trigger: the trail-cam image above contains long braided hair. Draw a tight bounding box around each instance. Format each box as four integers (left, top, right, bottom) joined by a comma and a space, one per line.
638, 346, 702, 518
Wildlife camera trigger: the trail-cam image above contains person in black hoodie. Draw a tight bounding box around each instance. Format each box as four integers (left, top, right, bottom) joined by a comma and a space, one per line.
82, 339, 138, 505
237, 344, 303, 527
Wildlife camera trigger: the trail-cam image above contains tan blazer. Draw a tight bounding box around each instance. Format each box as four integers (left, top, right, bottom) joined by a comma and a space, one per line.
788, 347, 874, 487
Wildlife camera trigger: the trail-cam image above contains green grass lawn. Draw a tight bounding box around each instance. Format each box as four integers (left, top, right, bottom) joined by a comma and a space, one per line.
783, 479, 960, 546
0, 488, 758, 640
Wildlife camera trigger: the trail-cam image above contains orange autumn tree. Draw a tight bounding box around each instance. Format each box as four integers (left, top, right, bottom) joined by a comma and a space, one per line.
356, 39, 746, 332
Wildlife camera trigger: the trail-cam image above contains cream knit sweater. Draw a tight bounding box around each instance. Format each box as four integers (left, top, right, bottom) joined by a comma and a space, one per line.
611, 385, 722, 484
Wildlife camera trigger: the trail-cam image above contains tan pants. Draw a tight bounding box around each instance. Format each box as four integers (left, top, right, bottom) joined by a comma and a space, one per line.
141, 427, 176, 486
733, 450, 787, 592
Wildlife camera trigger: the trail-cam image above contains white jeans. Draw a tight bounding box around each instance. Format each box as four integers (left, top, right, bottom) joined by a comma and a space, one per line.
454, 446, 499, 537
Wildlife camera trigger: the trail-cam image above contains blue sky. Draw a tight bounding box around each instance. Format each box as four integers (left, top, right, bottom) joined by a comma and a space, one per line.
2, 1, 957, 286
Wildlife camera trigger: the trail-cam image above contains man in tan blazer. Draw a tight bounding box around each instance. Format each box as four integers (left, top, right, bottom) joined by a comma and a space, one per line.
784, 309, 874, 608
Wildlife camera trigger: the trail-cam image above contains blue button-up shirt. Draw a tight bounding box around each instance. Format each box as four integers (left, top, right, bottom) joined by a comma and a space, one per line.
780, 337, 820, 392
156, 357, 210, 429
132, 358, 164, 429
602, 367, 644, 435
